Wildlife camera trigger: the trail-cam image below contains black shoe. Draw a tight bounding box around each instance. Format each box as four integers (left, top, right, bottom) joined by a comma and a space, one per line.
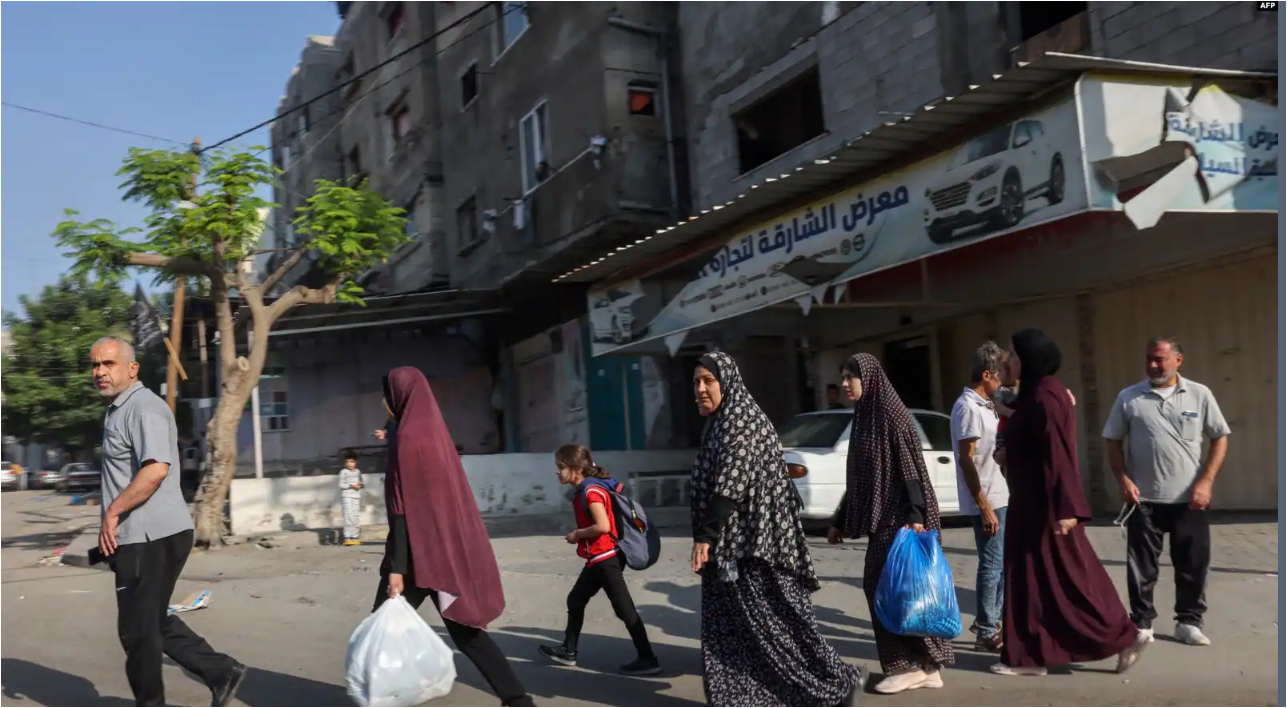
538, 644, 578, 667
211, 662, 247, 707
502, 696, 536, 707
974, 632, 1004, 653
619, 655, 661, 676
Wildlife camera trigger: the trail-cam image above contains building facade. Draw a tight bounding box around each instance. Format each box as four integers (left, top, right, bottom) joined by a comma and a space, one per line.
575, 1, 1280, 513
249, 1, 697, 477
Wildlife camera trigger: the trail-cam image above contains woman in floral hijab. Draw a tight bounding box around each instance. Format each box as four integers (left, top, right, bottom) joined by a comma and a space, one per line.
690, 351, 861, 707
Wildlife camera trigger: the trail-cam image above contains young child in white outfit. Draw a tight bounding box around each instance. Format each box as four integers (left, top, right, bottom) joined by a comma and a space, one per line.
339, 449, 364, 546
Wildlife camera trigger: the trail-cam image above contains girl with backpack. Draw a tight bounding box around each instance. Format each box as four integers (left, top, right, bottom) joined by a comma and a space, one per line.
538, 444, 660, 676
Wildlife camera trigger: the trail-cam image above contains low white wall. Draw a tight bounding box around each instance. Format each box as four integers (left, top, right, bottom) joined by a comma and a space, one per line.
229, 449, 697, 536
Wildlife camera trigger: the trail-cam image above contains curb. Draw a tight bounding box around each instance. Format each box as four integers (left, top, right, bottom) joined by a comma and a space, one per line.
227, 508, 694, 549
60, 525, 101, 569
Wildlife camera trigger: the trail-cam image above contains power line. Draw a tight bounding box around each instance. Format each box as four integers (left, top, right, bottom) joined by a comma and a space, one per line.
202, 2, 497, 154
1, 102, 187, 145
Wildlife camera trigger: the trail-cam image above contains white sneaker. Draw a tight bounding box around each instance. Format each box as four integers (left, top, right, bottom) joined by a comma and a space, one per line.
1115, 630, 1152, 674
920, 668, 943, 689
1138, 627, 1155, 644
1175, 623, 1211, 646
989, 662, 1048, 677
873, 669, 933, 694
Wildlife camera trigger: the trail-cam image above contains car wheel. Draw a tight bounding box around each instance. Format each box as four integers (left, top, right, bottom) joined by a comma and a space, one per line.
56, 482, 66, 493
992, 171, 1024, 229
1047, 155, 1065, 205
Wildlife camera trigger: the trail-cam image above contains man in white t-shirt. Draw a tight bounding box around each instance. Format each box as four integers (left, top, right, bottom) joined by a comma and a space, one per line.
950, 341, 1010, 653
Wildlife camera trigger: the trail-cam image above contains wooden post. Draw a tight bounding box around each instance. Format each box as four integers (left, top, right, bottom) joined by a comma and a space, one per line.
197, 317, 209, 399
165, 137, 200, 415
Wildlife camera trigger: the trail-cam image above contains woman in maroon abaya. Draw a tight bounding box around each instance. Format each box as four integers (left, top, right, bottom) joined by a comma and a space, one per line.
992, 330, 1149, 677
372, 366, 534, 707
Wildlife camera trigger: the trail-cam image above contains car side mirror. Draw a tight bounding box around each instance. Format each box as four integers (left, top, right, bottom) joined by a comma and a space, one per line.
1014, 135, 1031, 148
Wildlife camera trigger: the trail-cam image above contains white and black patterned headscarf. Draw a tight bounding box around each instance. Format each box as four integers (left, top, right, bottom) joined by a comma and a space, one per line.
837, 353, 941, 537
690, 351, 817, 587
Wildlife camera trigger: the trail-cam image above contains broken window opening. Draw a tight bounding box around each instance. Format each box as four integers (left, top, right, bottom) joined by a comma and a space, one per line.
733, 66, 825, 175
1017, 2, 1086, 41
461, 63, 480, 108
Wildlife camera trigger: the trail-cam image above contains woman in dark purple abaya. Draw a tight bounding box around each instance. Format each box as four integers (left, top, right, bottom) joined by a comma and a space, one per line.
991, 329, 1149, 677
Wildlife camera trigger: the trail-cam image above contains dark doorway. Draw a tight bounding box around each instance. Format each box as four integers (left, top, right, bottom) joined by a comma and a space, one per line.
883, 336, 933, 410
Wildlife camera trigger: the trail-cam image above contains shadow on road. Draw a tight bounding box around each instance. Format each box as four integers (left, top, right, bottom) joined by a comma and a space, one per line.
1, 659, 132, 707
491, 625, 705, 706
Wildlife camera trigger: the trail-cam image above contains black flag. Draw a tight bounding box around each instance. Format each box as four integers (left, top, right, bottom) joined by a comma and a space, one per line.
129, 283, 165, 352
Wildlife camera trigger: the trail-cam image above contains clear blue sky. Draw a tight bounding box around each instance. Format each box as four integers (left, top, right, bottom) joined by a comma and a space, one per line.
1, 1, 341, 316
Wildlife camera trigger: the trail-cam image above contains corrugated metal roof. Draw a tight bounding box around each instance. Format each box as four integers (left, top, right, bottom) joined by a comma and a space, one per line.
558, 53, 1276, 287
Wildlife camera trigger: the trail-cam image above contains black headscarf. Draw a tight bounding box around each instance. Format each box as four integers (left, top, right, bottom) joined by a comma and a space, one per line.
1011, 329, 1062, 400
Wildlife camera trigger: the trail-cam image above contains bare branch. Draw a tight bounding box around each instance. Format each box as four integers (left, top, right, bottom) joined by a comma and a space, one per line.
124, 252, 216, 277
266, 278, 340, 322
260, 248, 306, 294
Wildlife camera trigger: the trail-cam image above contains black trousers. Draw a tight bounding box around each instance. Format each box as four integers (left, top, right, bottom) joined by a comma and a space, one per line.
111, 530, 237, 707
372, 576, 528, 706
1126, 502, 1210, 629
563, 554, 655, 659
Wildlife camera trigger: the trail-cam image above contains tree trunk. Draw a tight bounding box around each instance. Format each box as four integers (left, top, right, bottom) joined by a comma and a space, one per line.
191, 329, 269, 548
192, 389, 247, 547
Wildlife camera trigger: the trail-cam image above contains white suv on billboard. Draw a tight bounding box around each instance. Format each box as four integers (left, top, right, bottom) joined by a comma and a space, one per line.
923, 118, 1065, 244
589, 287, 643, 345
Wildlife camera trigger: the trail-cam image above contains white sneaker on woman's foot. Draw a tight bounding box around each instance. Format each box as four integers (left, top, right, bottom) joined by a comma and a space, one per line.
1115, 630, 1152, 674
873, 669, 932, 694
989, 663, 1048, 677
920, 668, 943, 689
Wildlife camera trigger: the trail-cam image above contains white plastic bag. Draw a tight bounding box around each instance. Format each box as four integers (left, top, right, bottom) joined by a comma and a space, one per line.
345, 596, 458, 707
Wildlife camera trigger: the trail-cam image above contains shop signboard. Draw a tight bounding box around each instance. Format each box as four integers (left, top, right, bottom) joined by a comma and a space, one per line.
1080, 76, 1278, 228
589, 96, 1087, 356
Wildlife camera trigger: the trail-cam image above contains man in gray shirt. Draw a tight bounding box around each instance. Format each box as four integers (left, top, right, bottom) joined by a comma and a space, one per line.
92, 336, 245, 706
1103, 336, 1230, 648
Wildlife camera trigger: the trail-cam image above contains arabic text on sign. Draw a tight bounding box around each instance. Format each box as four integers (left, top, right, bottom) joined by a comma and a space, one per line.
696, 184, 910, 281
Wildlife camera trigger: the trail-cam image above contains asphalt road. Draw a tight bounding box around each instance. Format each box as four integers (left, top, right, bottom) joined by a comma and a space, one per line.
1, 490, 1279, 706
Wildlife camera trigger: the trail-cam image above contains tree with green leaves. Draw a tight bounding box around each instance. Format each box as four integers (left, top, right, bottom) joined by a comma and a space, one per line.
2, 275, 165, 457
52, 145, 408, 547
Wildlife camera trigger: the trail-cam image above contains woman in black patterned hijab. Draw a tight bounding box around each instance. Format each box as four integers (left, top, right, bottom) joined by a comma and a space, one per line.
689, 351, 861, 707
828, 352, 955, 694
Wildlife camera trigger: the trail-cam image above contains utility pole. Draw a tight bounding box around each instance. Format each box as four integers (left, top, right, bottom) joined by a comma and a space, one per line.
165, 138, 200, 414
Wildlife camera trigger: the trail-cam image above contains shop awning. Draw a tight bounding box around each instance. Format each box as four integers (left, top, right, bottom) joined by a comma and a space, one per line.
559, 53, 1274, 287
262, 289, 507, 337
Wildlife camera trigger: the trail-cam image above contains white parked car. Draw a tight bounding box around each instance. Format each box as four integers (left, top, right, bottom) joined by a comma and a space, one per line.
923, 118, 1065, 244
588, 288, 643, 345
779, 409, 961, 521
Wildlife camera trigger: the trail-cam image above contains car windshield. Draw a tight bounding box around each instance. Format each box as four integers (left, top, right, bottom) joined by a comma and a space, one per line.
965, 125, 1011, 162
777, 413, 850, 449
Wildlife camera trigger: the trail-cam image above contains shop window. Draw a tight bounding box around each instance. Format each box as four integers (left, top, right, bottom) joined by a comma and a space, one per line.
1017, 2, 1086, 41
734, 66, 825, 175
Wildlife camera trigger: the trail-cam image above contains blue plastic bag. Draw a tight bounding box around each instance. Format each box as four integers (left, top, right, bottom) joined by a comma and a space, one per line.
874, 528, 962, 639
